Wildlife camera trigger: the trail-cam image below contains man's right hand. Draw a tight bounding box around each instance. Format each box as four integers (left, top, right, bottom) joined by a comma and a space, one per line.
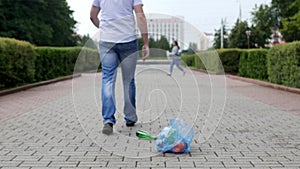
142, 45, 149, 61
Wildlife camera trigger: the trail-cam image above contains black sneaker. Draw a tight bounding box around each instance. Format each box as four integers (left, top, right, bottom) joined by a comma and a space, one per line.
126, 121, 135, 127
102, 123, 113, 135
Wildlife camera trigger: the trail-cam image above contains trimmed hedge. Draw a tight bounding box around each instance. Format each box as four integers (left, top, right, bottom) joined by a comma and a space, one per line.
181, 44, 300, 89
2, 37, 299, 90
0, 38, 36, 88
35, 47, 78, 81
218, 49, 241, 73
195, 50, 222, 72
34, 47, 99, 81
268, 42, 300, 88
238, 49, 268, 80
181, 54, 195, 67
194, 49, 242, 73
0, 38, 100, 89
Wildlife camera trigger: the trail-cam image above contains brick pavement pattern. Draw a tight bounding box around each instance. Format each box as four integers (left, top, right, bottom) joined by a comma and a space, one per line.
0, 63, 300, 169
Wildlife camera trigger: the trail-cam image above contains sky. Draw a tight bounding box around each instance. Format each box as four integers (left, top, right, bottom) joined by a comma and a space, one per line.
67, 0, 271, 41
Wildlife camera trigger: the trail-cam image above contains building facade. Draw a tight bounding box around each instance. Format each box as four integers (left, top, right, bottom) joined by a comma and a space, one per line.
137, 14, 184, 48
198, 32, 213, 51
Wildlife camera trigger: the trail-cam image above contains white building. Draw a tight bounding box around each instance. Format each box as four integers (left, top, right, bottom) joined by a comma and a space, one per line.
137, 14, 184, 48
198, 32, 213, 51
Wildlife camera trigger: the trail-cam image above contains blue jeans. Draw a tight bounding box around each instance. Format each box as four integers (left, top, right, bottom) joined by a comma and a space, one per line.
99, 40, 138, 125
170, 56, 184, 74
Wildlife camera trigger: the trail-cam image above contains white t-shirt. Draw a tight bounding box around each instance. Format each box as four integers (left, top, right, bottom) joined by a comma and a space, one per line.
92, 0, 143, 43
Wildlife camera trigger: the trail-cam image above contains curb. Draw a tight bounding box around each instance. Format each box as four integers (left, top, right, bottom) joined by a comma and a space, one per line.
190, 68, 225, 75
226, 74, 300, 95
0, 74, 81, 97
137, 60, 171, 65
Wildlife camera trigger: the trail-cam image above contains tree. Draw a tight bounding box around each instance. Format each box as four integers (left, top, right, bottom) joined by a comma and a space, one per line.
251, 4, 279, 47
148, 37, 156, 48
187, 42, 198, 54
78, 34, 97, 49
269, 0, 300, 42
271, 0, 297, 18
280, 0, 300, 42
157, 36, 170, 50
0, 0, 77, 46
228, 20, 254, 49
137, 38, 144, 51
45, 0, 78, 46
213, 25, 229, 49
146, 36, 170, 50
137, 36, 170, 57
281, 12, 300, 42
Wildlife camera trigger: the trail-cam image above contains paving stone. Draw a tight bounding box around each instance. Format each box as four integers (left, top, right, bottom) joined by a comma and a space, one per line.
0, 64, 300, 168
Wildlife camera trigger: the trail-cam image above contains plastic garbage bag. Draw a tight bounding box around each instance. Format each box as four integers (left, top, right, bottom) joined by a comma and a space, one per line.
155, 118, 194, 153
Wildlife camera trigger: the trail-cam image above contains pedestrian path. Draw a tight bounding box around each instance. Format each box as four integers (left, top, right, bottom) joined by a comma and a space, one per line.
0, 63, 299, 168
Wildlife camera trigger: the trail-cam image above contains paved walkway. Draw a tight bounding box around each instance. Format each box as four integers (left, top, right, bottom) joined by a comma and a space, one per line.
0, 63, 300, 169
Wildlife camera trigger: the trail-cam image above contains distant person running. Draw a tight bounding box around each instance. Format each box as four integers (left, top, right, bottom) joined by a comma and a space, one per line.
90, 0, 149, 135
167, 41, 185, 76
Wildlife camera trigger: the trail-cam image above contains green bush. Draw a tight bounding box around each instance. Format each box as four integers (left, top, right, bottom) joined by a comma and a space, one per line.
194, 52, 205, 70
268, 42, 300, 88
194, 49, 241, 73
35, 47, 99, 81
238, 49, 268, 80
74, 47, 100, 73
0, 38, 100, 90
194, 50, 222, 72
218, 49, 242, 73
35, 47, 75, 81
0, 38, 36, 88
181, 54, 195, 67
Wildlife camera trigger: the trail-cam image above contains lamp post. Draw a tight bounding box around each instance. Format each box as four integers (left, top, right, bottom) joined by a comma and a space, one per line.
246, 30, 251, 49
221, 19, 224, 49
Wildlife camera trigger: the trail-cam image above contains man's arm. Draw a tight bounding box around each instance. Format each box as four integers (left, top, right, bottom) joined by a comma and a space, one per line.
134, 5, 149, 60
90, 6, 100, 28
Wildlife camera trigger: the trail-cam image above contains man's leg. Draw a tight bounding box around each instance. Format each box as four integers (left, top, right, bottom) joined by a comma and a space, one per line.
117, 40, 138, 125
99, 41, 118, 126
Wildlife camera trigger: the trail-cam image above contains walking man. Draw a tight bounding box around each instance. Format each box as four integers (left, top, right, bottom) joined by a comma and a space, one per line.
90, 0, 149, 135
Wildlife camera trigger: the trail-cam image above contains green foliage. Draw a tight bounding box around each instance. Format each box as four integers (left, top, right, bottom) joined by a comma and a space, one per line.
77, 34, 97, 49
74, 47, 100, 73
281, 15, 300, 42
34, 47, 99, 81
218, 49, 242, 73
187, 42, 198, 54
0, 37, 100, 89
198, 50, 223, 73
270, 0, 300, 42
281, 6, 300, 42
194, 49, 242, 73
184, 42, 300, 89
0, 38, 36, 88
271, 0, 297, 18
238, 49, 268, 80
138, 36, 170, 58
213, 25, 229, 49
251, 4, 278, 47
148, 37, 156, 49
0, 0, 78, 46
229, 20, 254, 49
195, 51, 218, 72
138, 36, 170, 51
267, 42, 300, 88
181, 54, 195, 67
157, 36, 170, 50
34, 47, 77, 81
